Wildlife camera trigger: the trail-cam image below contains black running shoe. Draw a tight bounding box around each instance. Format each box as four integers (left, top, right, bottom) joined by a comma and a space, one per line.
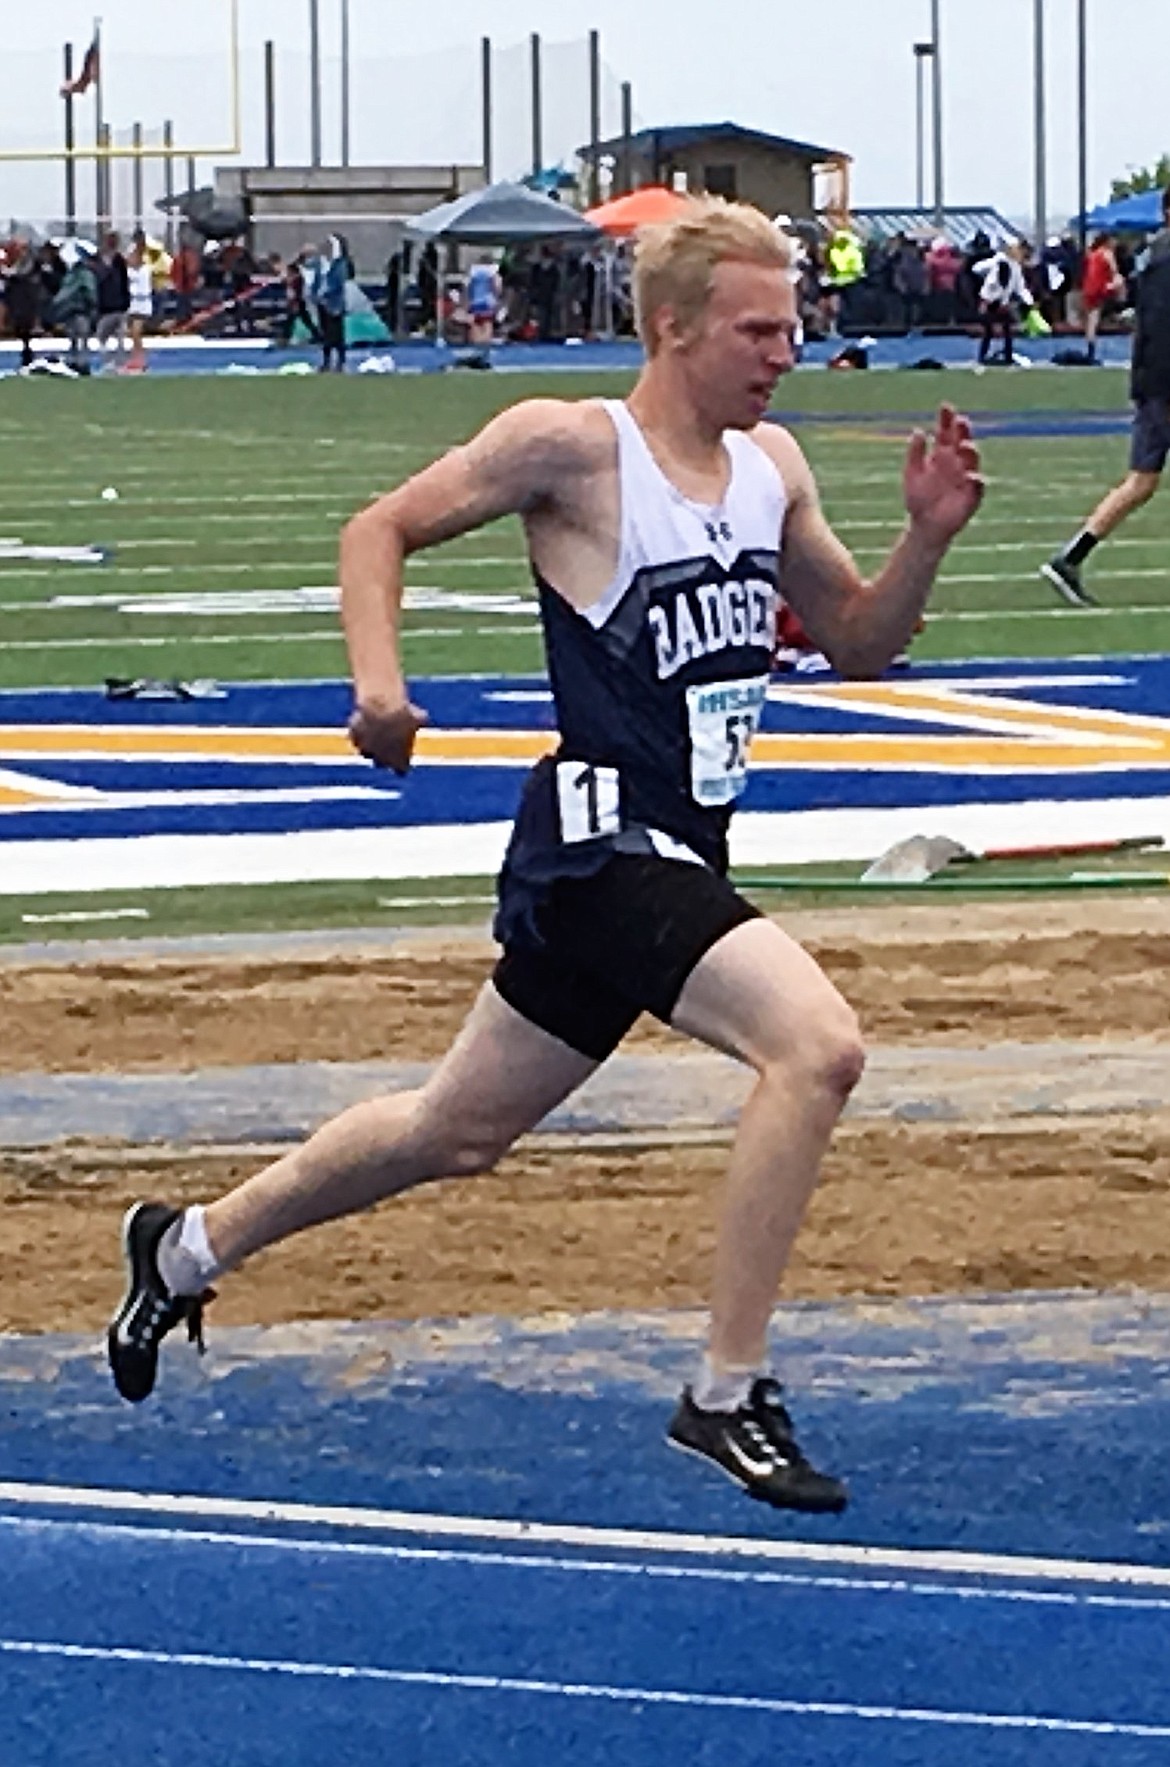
667, 1376, 848, 1513
1041, 555, 1098, 608
107, 1202, 209, 1403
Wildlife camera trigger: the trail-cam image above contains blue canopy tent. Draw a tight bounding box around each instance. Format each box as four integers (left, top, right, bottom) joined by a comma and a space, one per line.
1077, 190, 1166, 233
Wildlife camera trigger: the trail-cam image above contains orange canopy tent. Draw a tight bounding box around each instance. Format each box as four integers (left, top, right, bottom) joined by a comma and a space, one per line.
583, 186, 690, 236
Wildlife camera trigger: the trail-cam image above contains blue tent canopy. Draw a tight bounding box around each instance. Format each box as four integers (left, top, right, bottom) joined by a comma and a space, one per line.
1077, 190, 1166, 233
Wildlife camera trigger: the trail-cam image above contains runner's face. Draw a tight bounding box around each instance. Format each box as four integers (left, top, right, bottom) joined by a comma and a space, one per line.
680, 260, 797, 428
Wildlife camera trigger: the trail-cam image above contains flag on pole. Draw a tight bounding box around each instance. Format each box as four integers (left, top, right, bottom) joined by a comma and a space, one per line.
60, 37, 100, 98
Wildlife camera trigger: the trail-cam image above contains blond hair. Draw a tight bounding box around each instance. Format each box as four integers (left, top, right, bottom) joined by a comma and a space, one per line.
633, 197, 793, 353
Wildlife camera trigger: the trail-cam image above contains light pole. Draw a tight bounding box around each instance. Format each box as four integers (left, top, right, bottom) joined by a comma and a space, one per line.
1033, 0, 1048, 247
1076, 0, 1089, 251
930, 0, 944, 225
913, 41, 934, 209
308, 0, 322, 168
340, 0, 351, 168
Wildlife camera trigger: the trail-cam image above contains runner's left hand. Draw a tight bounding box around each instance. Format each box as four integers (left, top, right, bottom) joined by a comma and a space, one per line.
903, 404, 984, 545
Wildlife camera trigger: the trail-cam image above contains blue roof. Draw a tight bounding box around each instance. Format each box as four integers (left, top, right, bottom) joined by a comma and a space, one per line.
1077, 190, 1167, 233
588, 121, 845, 162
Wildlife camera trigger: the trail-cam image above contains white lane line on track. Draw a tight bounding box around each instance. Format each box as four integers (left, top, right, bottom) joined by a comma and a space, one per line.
5, 1513, 1170, 1614
1, 1638, 1166, 1735
2, 1479, 1170, 1589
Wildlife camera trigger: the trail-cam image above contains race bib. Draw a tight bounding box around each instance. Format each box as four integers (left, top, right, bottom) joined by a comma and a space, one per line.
685, 677, 768, 807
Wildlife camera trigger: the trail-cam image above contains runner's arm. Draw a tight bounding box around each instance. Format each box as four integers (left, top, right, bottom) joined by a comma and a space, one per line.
340, 400, 579, 769
762, 406, 982, 677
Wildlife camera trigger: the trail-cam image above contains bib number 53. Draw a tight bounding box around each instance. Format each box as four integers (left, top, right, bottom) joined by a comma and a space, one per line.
686, 677, 767, 807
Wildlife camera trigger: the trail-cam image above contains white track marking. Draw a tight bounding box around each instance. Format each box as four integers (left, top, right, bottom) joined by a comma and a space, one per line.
0, 1638, 1166, 1735
2, 1480, 1170, 1589
4, 1513, 1170, 1614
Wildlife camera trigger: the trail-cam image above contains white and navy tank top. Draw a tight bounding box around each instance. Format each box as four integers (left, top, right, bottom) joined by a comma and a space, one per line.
495, 398, 786, 945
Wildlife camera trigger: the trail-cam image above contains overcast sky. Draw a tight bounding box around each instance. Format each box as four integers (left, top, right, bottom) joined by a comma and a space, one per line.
5, 0, 1167, 232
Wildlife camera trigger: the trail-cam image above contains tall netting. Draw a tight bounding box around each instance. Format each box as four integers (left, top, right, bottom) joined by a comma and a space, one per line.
0, 2, 237, 236
1, 25, 630, 239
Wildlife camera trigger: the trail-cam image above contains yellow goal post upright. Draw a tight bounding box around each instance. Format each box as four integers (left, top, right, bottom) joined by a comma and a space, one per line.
0, 1, 241, 236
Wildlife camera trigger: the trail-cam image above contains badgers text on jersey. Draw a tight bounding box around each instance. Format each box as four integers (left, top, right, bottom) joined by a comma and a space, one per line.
646, 559, 778, 680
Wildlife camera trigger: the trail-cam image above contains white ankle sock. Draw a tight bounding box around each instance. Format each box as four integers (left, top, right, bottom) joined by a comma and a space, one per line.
691, 1356, 761, 1413
156, 1206, 220, 1298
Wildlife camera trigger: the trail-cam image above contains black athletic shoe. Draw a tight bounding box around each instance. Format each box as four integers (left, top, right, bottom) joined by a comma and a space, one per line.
107, 1202, 209, 1403
668, 1376, 848, 1513
1041, 555, 1098, 608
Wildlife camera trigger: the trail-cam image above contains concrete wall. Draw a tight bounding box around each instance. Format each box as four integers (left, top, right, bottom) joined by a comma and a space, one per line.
214, 164, 484, 277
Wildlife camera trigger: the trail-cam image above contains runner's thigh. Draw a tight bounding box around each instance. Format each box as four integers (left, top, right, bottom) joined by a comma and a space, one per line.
670, 916, 860, 1071
418, 980, 599, 1149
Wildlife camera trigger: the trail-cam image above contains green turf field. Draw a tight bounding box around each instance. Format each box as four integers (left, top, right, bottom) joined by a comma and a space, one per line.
1, 366, 1167, 941
0, 366, 1167, 692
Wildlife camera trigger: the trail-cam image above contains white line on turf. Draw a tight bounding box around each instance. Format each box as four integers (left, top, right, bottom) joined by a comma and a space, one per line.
2, 1479, 1170, 1589
0, 627, 539, 650
0, 1638, 1165, 1735
5, 797, 1170, 894
4, 1513, 1169, 1614
19, 908, 150, 925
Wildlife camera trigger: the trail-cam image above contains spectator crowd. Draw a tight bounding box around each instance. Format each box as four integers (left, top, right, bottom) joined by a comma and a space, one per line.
0, 214, 1151, 366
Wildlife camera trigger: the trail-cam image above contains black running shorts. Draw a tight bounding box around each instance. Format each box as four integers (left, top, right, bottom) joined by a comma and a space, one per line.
1130, 399, 1170, 474
492, 852, 761, 1062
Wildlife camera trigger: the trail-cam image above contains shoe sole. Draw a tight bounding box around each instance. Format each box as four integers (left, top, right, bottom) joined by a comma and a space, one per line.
1040, 562, 1098, 608
665, 1431, 849, 1514
107, 1201, 166, 1402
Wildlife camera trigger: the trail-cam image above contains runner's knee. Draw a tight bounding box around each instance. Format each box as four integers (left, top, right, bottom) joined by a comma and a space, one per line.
766, 1000, 865, 1102
1126, 472, 1160, 507
809, 1011, 866, 1101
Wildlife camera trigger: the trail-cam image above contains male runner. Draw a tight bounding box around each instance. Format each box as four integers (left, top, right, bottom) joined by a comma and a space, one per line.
1042, 186, 1170, 607
108, 199, 982, 1513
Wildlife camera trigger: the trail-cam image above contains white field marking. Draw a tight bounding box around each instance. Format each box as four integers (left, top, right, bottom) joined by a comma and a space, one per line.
39, 587, 533, 616
39, 492, 388, 511
0, 541, 106, 565
19, 908, 150, 925
1, 1639, 1167, 1737
9, 796, 1170, 896
0, 627, 539, 651
0, 563, 524, 585
73, 427, 428, 453
3, 1479, 1170, 1591
768, 674, 1125, 699
877, 536, 1167, 557
376, 894, 495, 909
5, 1513, 1170, 1617
0, 824, 517, 894
766, 686, 1140, 745
0, 768, 100, 801
930, 605, 1170, 622
941, 568, 1170, 586
79, 542, 523, 568
837, 513, 1107, 531
7, 788, 398, 813
16, 510, 352, 530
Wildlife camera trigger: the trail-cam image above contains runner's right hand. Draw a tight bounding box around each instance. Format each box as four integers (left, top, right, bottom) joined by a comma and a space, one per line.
348, 698, 429, 773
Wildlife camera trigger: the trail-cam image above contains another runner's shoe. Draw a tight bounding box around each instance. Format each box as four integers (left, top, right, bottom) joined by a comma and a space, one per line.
107, 1202, 209, 1402
1041, 555, 1098, 608
668, 1376, 848, 1513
